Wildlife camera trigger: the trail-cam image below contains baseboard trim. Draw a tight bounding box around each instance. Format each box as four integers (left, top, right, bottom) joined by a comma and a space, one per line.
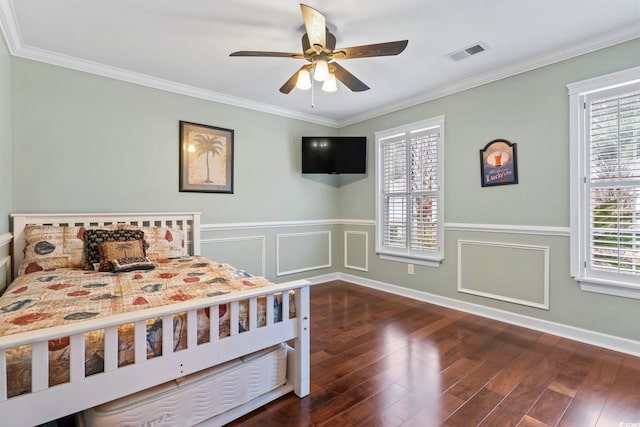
307, 272, 640, 357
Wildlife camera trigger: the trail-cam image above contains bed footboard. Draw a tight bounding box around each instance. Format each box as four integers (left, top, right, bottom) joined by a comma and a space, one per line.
0, 280, 311, 427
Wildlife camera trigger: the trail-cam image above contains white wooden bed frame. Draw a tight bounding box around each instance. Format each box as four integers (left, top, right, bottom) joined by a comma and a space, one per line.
0, 212, 311, 427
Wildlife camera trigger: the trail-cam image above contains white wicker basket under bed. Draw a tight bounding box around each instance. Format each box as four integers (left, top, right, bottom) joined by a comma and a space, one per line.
80, 344, 289, 427
0, 212, 311, 427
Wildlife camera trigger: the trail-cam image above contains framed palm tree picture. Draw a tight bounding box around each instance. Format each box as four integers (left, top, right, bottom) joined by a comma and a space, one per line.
179, 121, 234, 193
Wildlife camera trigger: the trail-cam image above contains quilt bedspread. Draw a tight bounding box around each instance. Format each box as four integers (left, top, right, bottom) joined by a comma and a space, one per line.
0, 256, 294, 397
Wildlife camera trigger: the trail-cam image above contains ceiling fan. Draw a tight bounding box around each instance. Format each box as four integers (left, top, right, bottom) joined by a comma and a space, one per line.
230, 4, 408, 94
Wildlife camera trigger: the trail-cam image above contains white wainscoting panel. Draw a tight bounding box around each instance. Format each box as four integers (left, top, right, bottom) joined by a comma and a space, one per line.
276, 231, 331, 276
0, 233, 12, 293
201, 236, 266, 277
0, 256, 10, 295
457, 240, 550, 310
344, 231, 368, 272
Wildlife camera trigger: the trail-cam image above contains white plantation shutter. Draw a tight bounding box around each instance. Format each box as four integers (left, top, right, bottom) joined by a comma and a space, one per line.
382, 139, 407, 248
410, 131, 439, 251
376, 116, 445, 265
586, 87, 640, 278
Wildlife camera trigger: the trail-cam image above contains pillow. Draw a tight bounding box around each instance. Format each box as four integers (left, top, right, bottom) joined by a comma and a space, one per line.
19, 224, 116, 275
84, 229, 145, 270
97, 239, 146, 272
117, 225, 186, 260
110, 257, 155, 273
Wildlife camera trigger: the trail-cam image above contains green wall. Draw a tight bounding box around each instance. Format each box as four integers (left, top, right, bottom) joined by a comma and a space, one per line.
6, 36, 640, 343
11, 59, 337, 223
337, 38, 640, 341
0, 31, 11, 293
338, 39, 640, 223
0, 32, 10, 233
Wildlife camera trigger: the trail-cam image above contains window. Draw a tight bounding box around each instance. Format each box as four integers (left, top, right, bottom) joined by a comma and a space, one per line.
375, 116, 445, 266
569, 67, 640, 299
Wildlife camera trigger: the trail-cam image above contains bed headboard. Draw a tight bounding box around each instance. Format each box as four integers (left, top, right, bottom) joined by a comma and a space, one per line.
10, 212, 201, 279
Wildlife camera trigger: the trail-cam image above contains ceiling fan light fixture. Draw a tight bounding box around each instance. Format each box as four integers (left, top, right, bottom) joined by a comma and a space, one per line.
230, 4, 408, 94
313, 59, 329, 81
296, 68, 312, 90
322, 73, 337, 92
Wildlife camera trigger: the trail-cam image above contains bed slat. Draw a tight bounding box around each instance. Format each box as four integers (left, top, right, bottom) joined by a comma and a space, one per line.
70, 333, 85, 382
187, 309, 198, 349
230, 301, 239, 336
249, 297, 258, 331
104, 326, 118, 372
0, 348, 6, 401
162, 315, 173, 355
282, 291, 290, 322
293, 287, 310, 397
134, 321, 147, 363
266, 294, 274, 327
32, 341, 49, 392
209, 304, 219, 342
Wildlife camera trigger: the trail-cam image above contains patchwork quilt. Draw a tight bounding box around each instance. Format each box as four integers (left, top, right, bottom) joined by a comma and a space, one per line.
0, 256, 294, 397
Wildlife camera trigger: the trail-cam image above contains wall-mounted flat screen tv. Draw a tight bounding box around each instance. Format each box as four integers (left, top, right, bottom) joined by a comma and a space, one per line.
301, 136, 367, 174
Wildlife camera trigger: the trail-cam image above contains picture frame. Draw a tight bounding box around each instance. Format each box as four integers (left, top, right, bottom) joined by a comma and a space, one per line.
179, 121, 234, 193
479, 139, 518, 187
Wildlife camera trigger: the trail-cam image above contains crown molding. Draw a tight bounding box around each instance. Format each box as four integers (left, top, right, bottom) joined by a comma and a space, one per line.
12, 45, 340, 128
336, 24, 640, 127
0, 0, 338, 128
0, 0, 19, 53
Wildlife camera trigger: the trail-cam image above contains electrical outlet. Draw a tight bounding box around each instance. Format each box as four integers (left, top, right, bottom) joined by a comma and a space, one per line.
407, 263, 414, 275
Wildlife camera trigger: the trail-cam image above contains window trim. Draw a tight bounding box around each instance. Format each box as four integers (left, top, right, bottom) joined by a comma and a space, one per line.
375, 115, 445, 266
568, 65, 640, 299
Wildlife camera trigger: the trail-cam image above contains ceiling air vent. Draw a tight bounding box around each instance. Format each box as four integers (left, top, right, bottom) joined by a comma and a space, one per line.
447, 42, 488, 62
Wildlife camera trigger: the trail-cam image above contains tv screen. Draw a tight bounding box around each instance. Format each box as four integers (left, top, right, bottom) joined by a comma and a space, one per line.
301, 136, 367, 174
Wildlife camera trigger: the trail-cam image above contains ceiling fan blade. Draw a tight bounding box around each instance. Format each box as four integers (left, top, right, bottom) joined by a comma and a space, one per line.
230, 51, 305, 59
300, 4, 326, 49
279, 65, 309, 94
331, 62, 370, 92
333, 40, 408, 59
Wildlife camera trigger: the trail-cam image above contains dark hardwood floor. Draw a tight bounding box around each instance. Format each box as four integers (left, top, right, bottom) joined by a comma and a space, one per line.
227, 281, 640, 427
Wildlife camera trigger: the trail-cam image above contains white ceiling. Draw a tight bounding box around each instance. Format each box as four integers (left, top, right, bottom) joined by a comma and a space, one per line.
1, 0, 639, 127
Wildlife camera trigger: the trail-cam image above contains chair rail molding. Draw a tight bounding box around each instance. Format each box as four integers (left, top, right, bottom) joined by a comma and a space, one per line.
201, 219, 374, 232
201, 220, 568, 236
444, 223, 570, 236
